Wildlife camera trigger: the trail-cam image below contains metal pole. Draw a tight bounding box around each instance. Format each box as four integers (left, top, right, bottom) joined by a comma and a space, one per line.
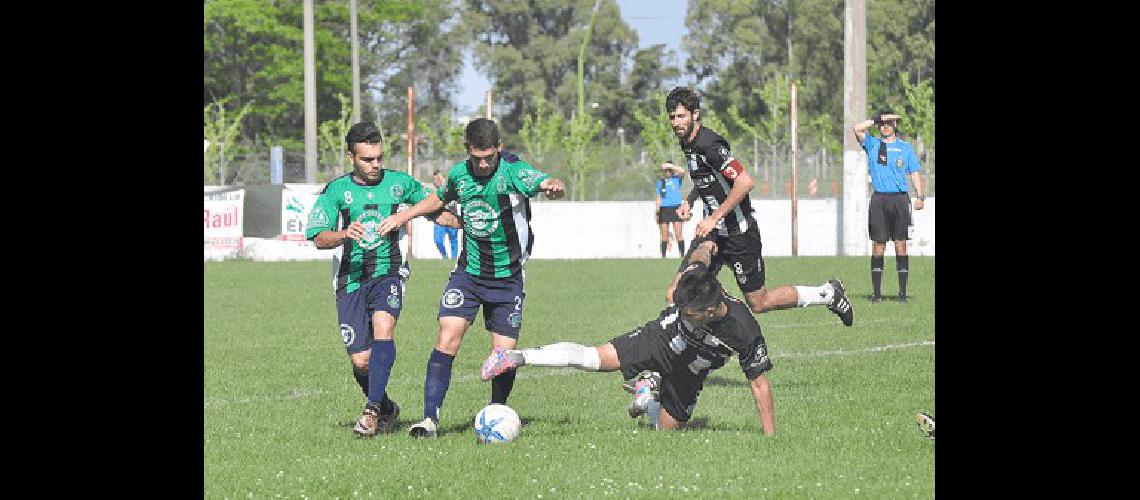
303, 0, 318, 184
486, 90, 492, 120
842, 0, 867, 256
407, 86, 415, 176
350, 0, 361, 124
791, 82, 798, 257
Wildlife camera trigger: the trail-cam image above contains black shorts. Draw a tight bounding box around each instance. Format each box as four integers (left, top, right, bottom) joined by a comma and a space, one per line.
680, 226, 766, 293
657, 206, 681, 224
610, 328, 705, 422
868, 192, 912, 242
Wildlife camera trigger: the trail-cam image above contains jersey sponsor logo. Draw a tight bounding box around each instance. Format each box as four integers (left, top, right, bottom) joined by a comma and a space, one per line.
718, 145, 730, 160
495, 175, 508, 193
387, 294, 401, 309
340, 324, 356, 347
688, 156, 699, 172
442, 288, 464, 308
462, 199, 500, 238
344, 191, 354, 205
517, 169, 543, 191
308, 206, 330, 228
508, 312, 522, 328
355, 209, 388, 250
750, 343, 769, 368
390, 184, 404, 199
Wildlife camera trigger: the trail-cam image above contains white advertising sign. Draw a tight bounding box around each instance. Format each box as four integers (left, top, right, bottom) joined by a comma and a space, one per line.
204, 189, 245, 249
280, 186, 321, 241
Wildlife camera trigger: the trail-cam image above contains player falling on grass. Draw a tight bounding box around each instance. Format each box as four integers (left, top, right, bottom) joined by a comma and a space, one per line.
306, 122, 461, 438
481, 239, 776, 435
664, 87, 854, 327
377, 118, 567, 438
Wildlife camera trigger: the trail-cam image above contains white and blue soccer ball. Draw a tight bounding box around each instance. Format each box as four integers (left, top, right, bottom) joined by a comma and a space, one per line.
473, 404, 521, 444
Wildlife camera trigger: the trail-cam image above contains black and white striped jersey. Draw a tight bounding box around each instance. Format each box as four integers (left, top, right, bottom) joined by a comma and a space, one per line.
679, 126, 757, 236
649, 293, 771, 381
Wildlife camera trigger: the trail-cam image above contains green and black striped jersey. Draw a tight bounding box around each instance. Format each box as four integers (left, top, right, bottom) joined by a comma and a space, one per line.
305, 171, 427, 295
439, 157, 550, 278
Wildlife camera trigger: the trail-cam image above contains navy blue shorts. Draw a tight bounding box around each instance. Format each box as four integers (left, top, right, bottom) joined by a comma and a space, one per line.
336, 275, 406, 354
437, 271, 526, 339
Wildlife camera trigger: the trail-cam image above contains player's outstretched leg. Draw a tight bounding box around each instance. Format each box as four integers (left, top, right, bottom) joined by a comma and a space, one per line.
481, 346, 525, 381
622, 370, 662, 418
826, 279, 854, 326
916, 412, 935, 440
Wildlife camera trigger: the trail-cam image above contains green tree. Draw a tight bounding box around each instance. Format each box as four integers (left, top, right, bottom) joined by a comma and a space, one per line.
518, 99, 566, 164
463, 0, 638, 138
867, 0, 936, 113
204, 97, 254, 185
204, 0, 421, 147
318, 93, 353, 178
898, 71, 934, 152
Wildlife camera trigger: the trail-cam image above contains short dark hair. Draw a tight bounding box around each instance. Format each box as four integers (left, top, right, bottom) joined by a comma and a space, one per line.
345, 122, 383, 155
673, 265, 723, 310
872, 108, 900, 126
464, 118, 500, 150
666, 87, 701, 117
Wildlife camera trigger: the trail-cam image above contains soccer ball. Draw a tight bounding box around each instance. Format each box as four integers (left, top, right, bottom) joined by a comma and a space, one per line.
473, 404, 521, 444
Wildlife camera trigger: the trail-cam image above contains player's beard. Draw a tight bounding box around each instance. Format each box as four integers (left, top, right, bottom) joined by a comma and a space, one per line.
674, 121, 695, 142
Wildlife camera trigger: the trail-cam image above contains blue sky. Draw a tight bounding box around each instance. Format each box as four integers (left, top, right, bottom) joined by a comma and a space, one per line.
453, 0, 688, 114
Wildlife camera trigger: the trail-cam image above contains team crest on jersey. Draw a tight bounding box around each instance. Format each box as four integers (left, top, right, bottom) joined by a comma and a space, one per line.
343, 191, 354, 204
719, 146, 730, 159
442, 289, 464, 308
751, 344, 768, 367
688, 155, 699, 172
387, 294, 401, 309
895, 158, 904, 168
508, 312, 522, 328
355, 209, 387, 250
390, 184, 404, 199
494, 174, 508, 193
340, 324, 355, 346
462, 199, 499, 238
517, 169, 543, 191
307, 206, 330, 228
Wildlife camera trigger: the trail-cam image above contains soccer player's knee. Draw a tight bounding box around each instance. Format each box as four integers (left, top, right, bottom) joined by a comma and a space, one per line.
351, 359, 369, 373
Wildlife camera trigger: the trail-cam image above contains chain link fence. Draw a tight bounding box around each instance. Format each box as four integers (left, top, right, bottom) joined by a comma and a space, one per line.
207, 140, 935, 200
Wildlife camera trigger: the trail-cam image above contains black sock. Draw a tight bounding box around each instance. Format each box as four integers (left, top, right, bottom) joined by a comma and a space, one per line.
677, 240, 685, 256
897, 255, 909, 298
352, 366, 369, 397
491, 370, 517, 405
423, 349, 455, 424
660, 241, 667, 257
871, 256, 884, 297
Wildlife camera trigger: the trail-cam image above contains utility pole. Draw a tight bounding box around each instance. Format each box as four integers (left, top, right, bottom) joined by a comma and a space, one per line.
350, 0, 361, 124
486, 89, 492, 119
407, 86, 415, 176
303, 0, 318, 184
842, 0, 867, 256
791, 81, 798, 256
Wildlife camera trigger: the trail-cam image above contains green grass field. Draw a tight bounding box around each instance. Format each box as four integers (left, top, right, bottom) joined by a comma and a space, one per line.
205, 257, 934, 498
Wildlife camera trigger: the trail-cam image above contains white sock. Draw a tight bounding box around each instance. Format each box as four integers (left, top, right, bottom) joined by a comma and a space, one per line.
795, 284, 834, 307
518, 343, 601, 371
647, 400, 662, 430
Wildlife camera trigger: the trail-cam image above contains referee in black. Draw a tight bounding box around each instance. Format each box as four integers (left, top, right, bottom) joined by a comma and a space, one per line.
853, 109, 926, 303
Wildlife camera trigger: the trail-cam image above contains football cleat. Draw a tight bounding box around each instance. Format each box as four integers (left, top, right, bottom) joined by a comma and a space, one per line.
377, 401, 400, 434
353, 407, 379, 438
898, 294, 909, 303
916, 412, 935, 440
480, 347, 523, 381
409, 417, 439, 438
827, 279, 854, 326
622, 370, 662, 418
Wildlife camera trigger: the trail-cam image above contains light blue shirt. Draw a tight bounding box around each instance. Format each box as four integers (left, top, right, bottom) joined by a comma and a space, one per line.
657, 176, 682, 207
862, 135, 921, 193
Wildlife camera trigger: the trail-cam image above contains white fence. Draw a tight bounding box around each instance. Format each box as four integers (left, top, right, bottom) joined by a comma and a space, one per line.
206, 184, 933, 261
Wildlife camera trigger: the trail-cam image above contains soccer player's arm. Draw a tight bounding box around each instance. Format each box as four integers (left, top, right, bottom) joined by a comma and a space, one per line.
908, 146, 925, 210
665, 239, 718, 303
377, 190, 444, 235
735, 332, 775, 436
678, 187, 699, 221
307, 195, 359, 249
695, 144, 752, 237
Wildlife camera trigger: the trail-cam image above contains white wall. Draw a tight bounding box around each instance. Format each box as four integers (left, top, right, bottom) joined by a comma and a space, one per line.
214, 197, 934, 261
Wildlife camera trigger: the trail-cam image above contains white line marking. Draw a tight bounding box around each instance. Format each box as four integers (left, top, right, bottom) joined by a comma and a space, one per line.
204, 341, 934, 409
